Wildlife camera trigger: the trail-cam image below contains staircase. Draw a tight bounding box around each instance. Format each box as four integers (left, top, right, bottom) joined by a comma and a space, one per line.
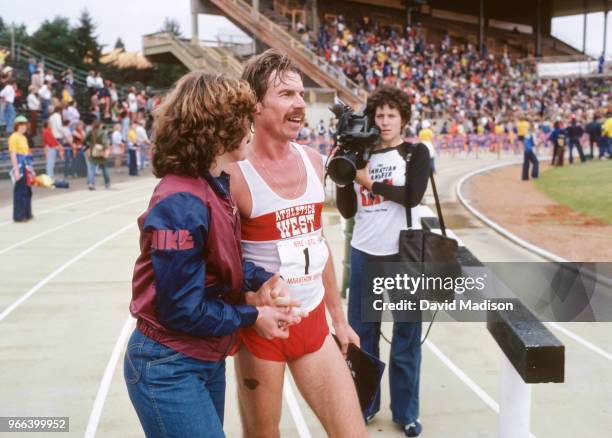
207, 0, 367, 108
142, 32, 243, 79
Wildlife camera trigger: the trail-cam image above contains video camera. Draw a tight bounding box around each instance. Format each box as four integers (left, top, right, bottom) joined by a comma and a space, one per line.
326, 101, 380, 186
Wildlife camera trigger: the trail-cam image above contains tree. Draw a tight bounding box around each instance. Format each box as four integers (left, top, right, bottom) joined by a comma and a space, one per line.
114, 37, 125, 50
29, 17, 79, 66
72, 9, 102, 67
159, 18, 183, 37
0, 17, 30, 47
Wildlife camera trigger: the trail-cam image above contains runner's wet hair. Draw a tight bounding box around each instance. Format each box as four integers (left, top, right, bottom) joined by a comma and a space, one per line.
152, 71, 255, 177
365, 85, 412, 126
241, 48, 302, 102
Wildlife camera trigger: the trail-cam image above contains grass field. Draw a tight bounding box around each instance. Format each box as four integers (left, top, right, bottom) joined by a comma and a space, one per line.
534, 160, 612, 224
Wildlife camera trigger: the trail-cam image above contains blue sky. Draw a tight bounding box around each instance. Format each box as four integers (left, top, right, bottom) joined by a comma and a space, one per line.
0, 0, 609, 57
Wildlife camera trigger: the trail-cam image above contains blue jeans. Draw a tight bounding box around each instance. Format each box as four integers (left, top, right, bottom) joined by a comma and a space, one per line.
124, 329, 226, 438
599, 137, 611, 158
63, 146, 75, 178
139, 143, 148, 169
128, 148, 138, 176
522, 150, 539, 180
87, 160, 110, 188
13, 163, 33, 222
568, 138, 585, 163
347, 246, 422, 425
41, 99, 50, 122
46, 148, 58, 179
4, 102, 16, 134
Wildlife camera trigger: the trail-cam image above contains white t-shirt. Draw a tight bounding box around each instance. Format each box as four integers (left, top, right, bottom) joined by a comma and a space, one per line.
86, 75, 96, 88
27, 93, 41, 111
0, 84, 15, 103
112, 130, 123, 146
128, 93, 137, 112
38, 85, 51, 100
135, 125, 148, 143
351, 146, 421, 256
49, 113, 64, 139
64, 106, 80, 125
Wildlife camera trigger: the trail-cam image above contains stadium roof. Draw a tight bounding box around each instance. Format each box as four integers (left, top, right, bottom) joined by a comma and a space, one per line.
551, 0, 610, 17
348, 0, 610, 19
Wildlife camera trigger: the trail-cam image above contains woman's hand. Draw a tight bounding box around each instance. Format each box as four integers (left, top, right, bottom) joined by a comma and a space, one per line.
253, 306, 302, 340
355, 165, 373, 191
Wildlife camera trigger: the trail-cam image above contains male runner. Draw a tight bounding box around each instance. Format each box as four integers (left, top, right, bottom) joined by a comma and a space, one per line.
227, 49, 367, 437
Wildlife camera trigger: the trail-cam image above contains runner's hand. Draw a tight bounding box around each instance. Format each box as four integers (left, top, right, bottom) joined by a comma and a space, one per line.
246, 273, 301, 309
333, 321, 360, 356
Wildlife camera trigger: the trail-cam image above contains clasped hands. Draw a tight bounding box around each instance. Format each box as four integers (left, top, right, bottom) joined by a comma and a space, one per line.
245, 273, 307, 340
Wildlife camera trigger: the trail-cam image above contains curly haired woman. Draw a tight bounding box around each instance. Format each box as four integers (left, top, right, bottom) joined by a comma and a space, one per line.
336, 85, 431, 437
124, 72, 301, 437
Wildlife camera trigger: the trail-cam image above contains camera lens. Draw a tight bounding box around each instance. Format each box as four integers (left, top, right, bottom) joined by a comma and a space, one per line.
328, 153, 357, 186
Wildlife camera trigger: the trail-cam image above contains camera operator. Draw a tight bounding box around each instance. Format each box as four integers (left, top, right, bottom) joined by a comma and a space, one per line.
335, 85, 430, 437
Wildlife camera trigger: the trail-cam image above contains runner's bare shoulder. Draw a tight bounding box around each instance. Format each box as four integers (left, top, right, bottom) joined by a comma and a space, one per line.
300, 144, 325, 181
225, 161, 253, 217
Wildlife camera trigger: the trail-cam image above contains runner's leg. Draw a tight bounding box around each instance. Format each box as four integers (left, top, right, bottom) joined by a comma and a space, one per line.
234, 346, 286, 438
289, 336, 368, 438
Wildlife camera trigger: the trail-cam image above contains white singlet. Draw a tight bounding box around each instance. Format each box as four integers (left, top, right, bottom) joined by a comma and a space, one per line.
238, 144, 328, 312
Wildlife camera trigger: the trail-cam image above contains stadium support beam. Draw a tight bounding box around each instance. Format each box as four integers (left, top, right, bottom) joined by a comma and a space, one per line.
191, 0, 199, 44
583, 0, 588, 53
252, 0, 259, 20
535, 0, 542, 57
479, 0, 485, 54
604, 1, 609, 58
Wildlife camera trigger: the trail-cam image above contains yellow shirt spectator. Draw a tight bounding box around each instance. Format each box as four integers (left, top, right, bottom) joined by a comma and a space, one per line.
418, 128, 434, 142
8, 132, 30, 156
128, 128, 138, 144
602, 117, 612, 138
517, 120, 530, 137
495, 124, 504, 135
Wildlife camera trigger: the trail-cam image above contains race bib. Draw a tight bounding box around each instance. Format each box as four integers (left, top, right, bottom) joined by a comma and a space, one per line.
276, 234, 329, 287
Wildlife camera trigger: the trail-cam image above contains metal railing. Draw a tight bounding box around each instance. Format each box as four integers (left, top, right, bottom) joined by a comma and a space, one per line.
12, 43, 89, 86
211, 0, 367, 106
142, 32, 243, 78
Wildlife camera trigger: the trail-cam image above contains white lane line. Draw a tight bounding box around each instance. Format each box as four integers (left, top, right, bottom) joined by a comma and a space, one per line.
84, 315, 136, 438
0, 179, 155, 227
424, 339, 537, 438
0, 197, 146, 255
546, 322, 612, 363
0, 223, 135, 323
283, 373, 312, 438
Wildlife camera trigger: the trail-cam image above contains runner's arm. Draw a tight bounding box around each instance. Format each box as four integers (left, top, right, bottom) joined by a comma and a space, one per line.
305, 147, 360, 350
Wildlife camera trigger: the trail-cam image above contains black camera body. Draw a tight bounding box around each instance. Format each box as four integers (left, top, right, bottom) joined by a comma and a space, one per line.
326, 103, 380, 186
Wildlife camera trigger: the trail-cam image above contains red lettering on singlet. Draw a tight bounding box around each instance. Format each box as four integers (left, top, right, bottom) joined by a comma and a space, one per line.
241, 203, 323, 241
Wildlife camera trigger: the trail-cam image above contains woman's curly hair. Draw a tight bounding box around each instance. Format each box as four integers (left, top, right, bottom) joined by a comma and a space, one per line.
152, 72, 256, 178
365, 85, 412, 125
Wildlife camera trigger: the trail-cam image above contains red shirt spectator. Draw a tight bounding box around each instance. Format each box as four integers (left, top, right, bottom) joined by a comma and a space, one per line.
42, 126, 59, 148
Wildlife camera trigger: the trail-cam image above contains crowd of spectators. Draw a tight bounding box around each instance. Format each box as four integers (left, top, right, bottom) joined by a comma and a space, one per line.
1, 57, 157, 188
300, 15, 610, 140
